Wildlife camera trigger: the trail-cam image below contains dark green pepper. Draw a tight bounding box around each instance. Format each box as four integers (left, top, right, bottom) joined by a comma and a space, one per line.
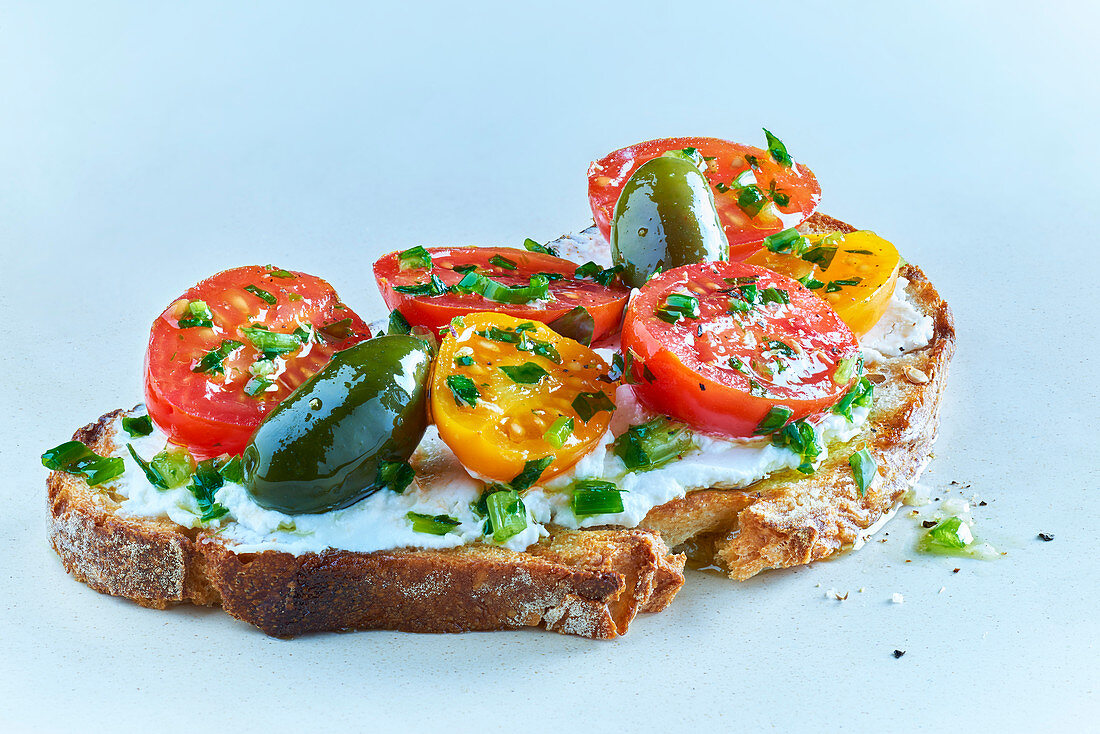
610, 155, 729, 287
242, 335, 432, 514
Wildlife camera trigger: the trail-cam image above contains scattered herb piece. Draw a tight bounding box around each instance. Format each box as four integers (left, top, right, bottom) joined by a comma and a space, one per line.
244, 285, 276, 304
446, 374, 479, 407
122, 415, 154, 438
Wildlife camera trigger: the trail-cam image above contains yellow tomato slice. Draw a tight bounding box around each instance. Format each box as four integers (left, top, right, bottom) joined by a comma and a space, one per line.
431, 312, 614, 484
744, 230, 901, 336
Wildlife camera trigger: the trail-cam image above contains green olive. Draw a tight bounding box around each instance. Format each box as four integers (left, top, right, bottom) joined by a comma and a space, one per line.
610, 155, 729, 288
241, 335, 432, 514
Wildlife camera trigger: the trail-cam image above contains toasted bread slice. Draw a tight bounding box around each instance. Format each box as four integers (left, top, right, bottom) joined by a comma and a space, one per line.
47, 411, 685, 638
639, 213, 956, 578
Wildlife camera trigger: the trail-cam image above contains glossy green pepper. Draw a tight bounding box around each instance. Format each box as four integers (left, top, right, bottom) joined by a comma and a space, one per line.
610, 154, 729, 287
242, 335, 432, 514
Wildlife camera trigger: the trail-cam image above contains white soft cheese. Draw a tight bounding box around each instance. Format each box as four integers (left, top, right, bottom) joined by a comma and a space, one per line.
860, 277, 934, 362
105, 229, 933, 556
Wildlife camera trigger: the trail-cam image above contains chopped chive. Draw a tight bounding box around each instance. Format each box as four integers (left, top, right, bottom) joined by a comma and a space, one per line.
571, 390, 615, 423
736, 184, 769, 217
612, 416, 695, 471
760, 287, 790, 305
393, 273, 448, 296
398, 245, 433, 270
763, 128, 792, 167
753, 405, 793, 435
543, 416, 574, 448
511, 456, 553, 492
121, 415, 154, 438
453, 271, 550, 304
771, 419, 822, 473
192, 339, 243, 375
388, 309, 411, 335
446, 374, 479, 407
377, 460, 415, 493
488, 254, 518, 270
500, 361, 549, 384
407, 511, 460, 535
849, 449, 877, 497
127, 445, 169, 489
801, 245, 838, 270
523, 237, 558, 256
664, 293, 700, 318
244, 285, 276, 304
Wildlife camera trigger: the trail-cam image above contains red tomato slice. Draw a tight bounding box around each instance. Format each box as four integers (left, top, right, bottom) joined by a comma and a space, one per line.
588, 136, 821, 260
144, 265, 370, 458
621, 261, 859, 437
374, 247, 630, 342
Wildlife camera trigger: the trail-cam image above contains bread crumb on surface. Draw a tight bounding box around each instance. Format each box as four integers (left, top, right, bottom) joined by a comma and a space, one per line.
891, 592, 904, 604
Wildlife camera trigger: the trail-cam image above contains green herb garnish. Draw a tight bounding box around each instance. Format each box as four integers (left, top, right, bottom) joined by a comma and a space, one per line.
488, 254, 518, 270
848, 449, 877, 497
393, 274, 448, 297
571, 390, 615, 423
42, 441, 125, 486
121, 415, 154, 438
763, 128, 792, 167
398, 245, 433, 270
547, 306, 594, 346
377, 460, 416, 494
523, 237, 558, 256
500, 361, 549, 384
612, 416, 695, 471
753, 405, 793, 435
407, 511, 460, 535
192, 339, 243, 374
771, 419, 822, 473
511, 456, 553, 492
244, 285, 276, 304
388, 309, 411, 335
571, 479, 624, 516
543, 416, 574, 448
446, 374, 479, 407
484, 489, 527, 542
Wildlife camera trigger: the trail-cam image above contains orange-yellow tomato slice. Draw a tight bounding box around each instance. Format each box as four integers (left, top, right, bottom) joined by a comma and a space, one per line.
430, 312, 614, 484
744, 230, 901, 336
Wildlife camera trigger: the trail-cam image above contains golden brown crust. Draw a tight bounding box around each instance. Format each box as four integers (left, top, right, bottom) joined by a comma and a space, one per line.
639, 216, 956, 579
47, 412, 684, 638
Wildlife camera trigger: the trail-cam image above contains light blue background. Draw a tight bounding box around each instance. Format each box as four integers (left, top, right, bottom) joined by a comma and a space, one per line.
2, 2, 1097, 732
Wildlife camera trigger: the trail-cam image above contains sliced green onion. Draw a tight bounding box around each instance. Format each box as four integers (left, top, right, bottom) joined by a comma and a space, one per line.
388, 309, 411, 335
801, 245, 838, 271
121, 415, 154, 438
762, 228, 805, 254
612, 416, 695, 471
500, 361, 549, 384
736, 185, 768, 217
42, 441, 125, 486
178, 300, 215, 328
543, 416, 574, 448
150, 447, 195, 489
488, 254, 518, 270
655, 306, 682, 324
523, 237, 558, 256
571, 480, 624, 516
485, 489, 527, 542
398, 245, 433, 271
192, 339, 243, 375
244, 285, 276, 304
377, 460, 415, 494
797, 274, 825, 290
763, 128, 792, 167
665, 293, 700, 319
215, 455, 244, 484
547, 306, 594, 346
574, 261, 623, 286
848, 448, 877, 497
393, 273, 448, 296
926, 516, 972, 549
511, 456, 553, 492
446, 374, 479, 407
241, 327, 300, 357
454, 354, 473, 367
753, 405, 793, 435
571, 390, 615, 423
407, 511, 460, 535
455, 271, 550, 304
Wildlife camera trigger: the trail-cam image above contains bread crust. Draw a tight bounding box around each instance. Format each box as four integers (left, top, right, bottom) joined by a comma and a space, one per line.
47, 413, 684, 638
639, 213, 956, 578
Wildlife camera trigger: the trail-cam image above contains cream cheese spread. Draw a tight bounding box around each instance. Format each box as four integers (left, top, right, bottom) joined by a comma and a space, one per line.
104, 227, 934, 556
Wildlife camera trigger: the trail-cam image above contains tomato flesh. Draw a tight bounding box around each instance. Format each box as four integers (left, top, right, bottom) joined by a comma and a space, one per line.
374, 247, 629, 343
431, 313, 613, 483
621, 262, 859, 437
144, 265, 370, 458
589, 136, 821, 260
744, 230, 901, 336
